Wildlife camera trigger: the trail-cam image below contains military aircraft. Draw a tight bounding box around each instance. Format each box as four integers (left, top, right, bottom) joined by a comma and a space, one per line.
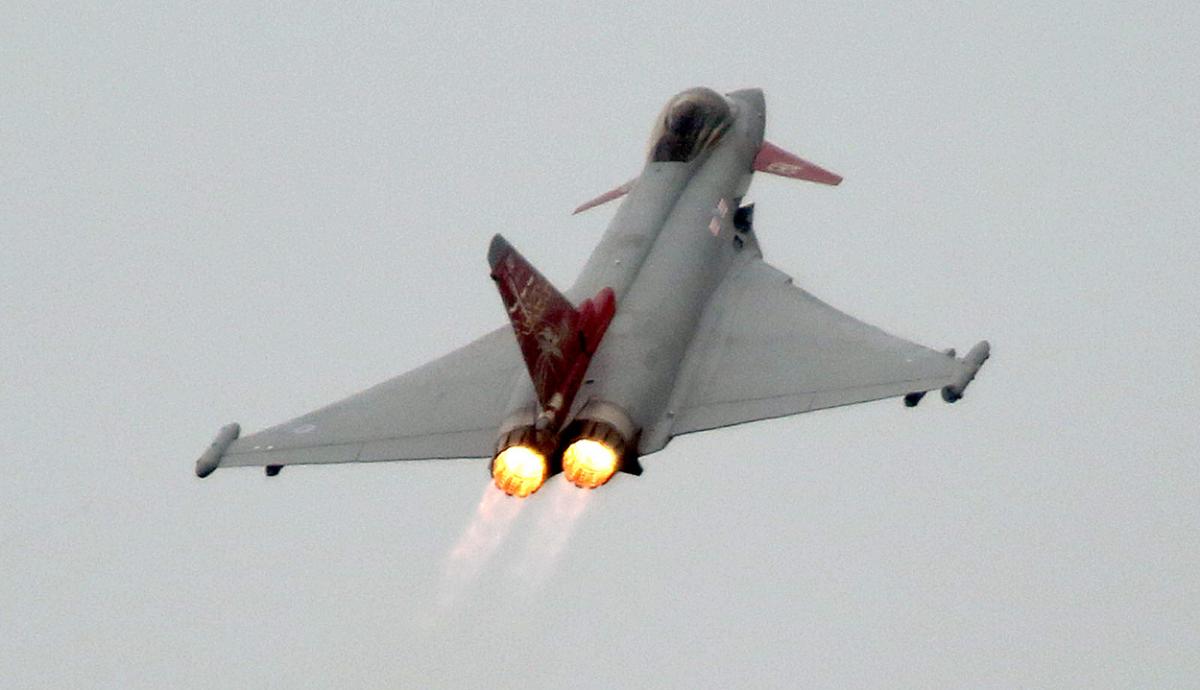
195, 87, 990, 497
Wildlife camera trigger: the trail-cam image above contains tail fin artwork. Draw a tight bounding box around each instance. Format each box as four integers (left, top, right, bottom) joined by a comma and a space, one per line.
488, 235, 616, 430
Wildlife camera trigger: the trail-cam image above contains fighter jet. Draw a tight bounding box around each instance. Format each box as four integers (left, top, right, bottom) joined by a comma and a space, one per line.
195, 87, 990, 497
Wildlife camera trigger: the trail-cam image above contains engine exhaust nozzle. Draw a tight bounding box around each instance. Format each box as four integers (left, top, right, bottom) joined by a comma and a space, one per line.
491, 426, 556, 498
562, 419, 627, 489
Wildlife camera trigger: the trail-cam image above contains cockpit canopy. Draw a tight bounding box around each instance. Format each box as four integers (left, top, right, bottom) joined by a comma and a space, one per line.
648, 87, 734, 163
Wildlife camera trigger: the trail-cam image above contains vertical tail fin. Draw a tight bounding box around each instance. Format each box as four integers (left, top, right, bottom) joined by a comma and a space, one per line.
488, 235, 615, 428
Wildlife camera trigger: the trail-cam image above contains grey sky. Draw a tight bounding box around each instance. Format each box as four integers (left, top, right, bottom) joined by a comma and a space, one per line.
3, 2, 1198, 687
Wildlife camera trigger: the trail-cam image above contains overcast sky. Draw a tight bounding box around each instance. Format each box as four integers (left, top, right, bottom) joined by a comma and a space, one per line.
3, 2, 1198, 688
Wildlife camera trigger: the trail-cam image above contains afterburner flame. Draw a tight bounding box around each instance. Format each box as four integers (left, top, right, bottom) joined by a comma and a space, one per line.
492, 445, 548, 497
562, 438, 619, 488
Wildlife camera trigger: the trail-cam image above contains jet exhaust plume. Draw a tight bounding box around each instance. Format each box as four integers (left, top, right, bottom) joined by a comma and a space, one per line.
511, 484, 593, 590
438, 482, 525, 610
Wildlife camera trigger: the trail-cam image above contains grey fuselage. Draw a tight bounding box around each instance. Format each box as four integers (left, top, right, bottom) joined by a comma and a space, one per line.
502, 88, 767, 455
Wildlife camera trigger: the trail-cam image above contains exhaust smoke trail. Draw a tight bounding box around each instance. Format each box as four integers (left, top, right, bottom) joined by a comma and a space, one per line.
510, 484, 593, 590
434, 481, 595, 619
437, 481, 525, 611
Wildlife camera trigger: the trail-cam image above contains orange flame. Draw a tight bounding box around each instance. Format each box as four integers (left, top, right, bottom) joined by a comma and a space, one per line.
562, 438, 619, 488
491, 445, 548, 497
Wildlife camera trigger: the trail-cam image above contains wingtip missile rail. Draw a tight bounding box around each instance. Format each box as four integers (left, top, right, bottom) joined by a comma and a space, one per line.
904, 341, 991, 407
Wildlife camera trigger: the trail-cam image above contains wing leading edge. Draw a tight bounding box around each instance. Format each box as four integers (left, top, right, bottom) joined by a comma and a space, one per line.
653, 254, 988, 448
197, 326, 522, 476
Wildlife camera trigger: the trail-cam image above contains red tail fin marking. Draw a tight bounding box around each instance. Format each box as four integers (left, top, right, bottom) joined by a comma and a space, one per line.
488, 235, 616, 430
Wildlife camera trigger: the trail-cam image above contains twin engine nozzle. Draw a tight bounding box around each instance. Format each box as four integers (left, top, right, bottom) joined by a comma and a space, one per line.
490, 403, 634, 497
491, 426, 558, 498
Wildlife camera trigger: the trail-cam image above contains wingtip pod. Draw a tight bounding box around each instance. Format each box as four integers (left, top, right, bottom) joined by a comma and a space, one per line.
942, 341, 991, 403
195, 423, 240, 478
753, 141, 842, 186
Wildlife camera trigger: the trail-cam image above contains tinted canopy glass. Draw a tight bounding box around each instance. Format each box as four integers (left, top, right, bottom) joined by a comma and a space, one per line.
648, 88, 733, 163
